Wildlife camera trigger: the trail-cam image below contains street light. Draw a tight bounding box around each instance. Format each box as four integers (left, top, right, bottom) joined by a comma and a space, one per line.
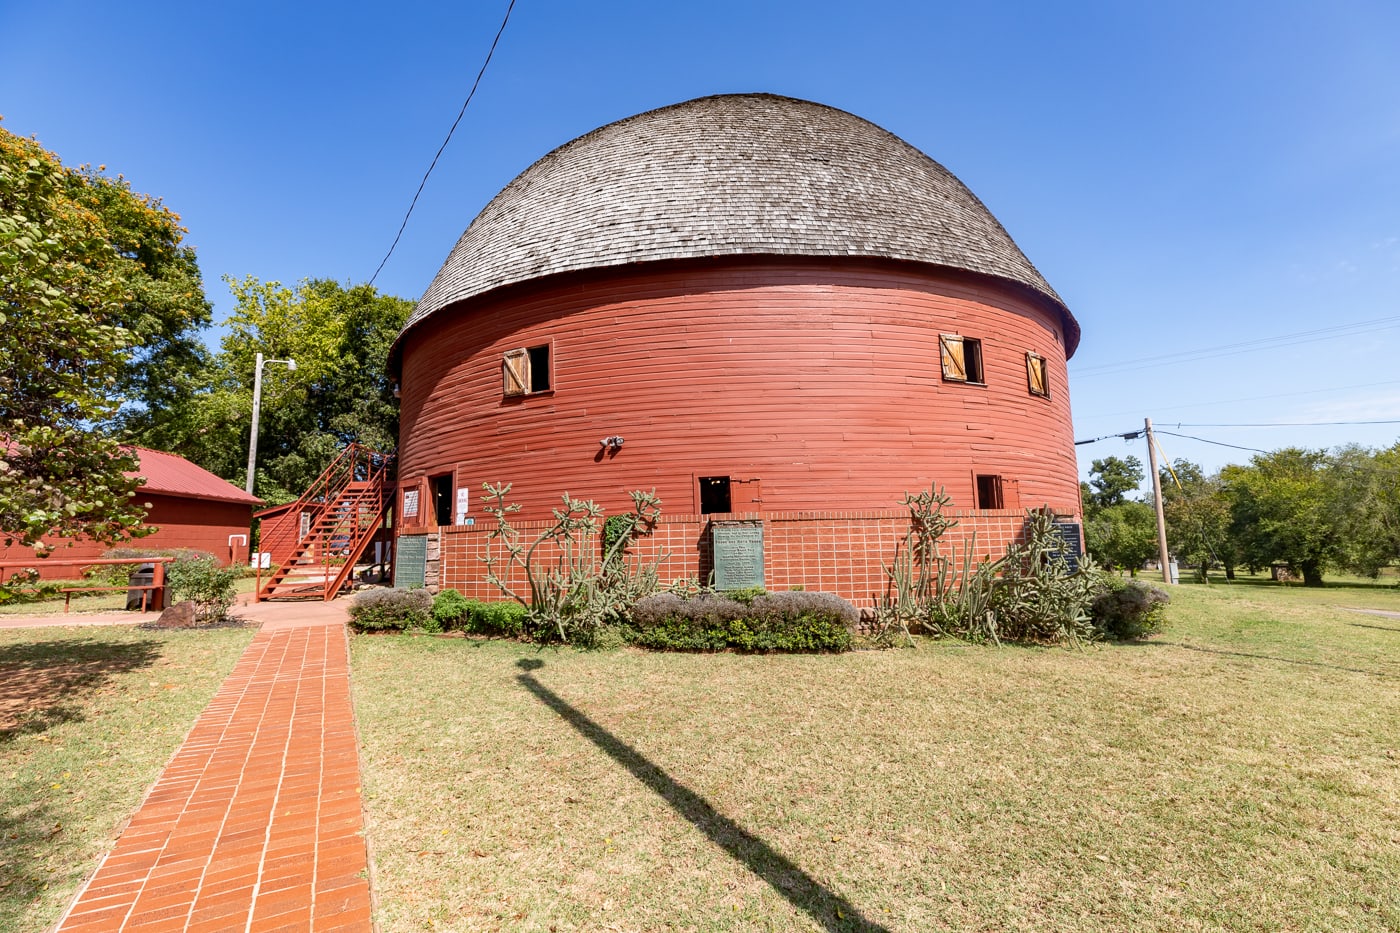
245, 352, 297, 494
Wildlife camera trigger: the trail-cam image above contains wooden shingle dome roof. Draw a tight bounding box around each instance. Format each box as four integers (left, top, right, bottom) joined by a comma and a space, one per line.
402, 93, 1078, 353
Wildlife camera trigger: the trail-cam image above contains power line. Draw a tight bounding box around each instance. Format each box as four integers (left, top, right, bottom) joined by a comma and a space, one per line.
1154, 429, 1268, 453
368, 0, 518, 287
1172, 419, 1400, 427
1081, 377, 1400, 420
1072, 314, 1400, 377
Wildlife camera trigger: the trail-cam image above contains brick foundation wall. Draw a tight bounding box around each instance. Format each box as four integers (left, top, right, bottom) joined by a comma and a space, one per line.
423, 508, 1063, 609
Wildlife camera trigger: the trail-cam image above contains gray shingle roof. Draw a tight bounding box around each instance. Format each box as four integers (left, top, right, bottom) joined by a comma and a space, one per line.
402, 93, 1077, 352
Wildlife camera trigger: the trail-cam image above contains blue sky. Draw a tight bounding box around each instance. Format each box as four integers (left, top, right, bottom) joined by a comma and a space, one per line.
4, 0, 1398, 484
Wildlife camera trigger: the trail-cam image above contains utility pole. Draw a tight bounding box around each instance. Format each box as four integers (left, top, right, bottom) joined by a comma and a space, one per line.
1144, 417, 1172, 584
245, 352, 297, 494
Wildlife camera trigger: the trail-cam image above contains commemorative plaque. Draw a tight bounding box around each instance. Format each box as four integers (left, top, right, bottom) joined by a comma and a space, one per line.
712, 523, 765, 591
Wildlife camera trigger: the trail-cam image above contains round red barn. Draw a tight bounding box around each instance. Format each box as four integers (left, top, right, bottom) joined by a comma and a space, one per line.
389, 94, 1082, 598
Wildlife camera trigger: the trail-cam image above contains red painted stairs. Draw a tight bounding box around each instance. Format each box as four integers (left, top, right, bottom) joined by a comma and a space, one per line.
254, 444, 393, 601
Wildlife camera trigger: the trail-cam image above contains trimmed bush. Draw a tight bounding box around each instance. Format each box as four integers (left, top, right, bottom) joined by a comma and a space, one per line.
432, 589, 472, 629
628, 590, 856, 653
349, 587, 434, 633
1091, 576, 1170, 640
429, 589, 527, 637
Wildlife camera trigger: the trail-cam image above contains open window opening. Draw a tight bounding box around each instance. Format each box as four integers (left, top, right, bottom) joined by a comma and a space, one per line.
939, 334, 984, 384
431, 474, 453, 526
699, 476, 732, 515
503, 343, 552, 397
1026, 352, 1050, 398
975, 474, 1004, 510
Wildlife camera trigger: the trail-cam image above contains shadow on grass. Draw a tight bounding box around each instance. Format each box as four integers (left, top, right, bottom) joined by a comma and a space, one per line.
0, 637, 162, 742
1148, 640, 1393, 679
1348, 622, 1400, 633
515, 658, 890, 933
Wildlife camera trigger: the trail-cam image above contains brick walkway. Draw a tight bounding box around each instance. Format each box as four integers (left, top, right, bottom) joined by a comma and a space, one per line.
54, 601, 373, 933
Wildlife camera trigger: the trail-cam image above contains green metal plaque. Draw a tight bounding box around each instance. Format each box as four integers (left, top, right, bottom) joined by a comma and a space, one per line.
394, 534, 428, 588
713, 523, 764, 591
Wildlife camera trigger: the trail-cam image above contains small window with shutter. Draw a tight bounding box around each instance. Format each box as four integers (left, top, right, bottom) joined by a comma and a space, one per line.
503, 344, 552, 397
1026, 352, 1049, 398
975, 474, 1004, 509
940, 334, 984, 384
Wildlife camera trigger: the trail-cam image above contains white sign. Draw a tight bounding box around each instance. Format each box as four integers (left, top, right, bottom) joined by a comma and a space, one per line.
251, 552, 272, 569
455, 487, 470, 525
403, 489, 419, 518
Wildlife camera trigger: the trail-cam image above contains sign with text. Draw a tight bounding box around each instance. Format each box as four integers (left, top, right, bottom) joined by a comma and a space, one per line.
402, 489, 420, 519
1051, 521, 1083, 572
394, 535, 428, 588
713, 523, 765, 591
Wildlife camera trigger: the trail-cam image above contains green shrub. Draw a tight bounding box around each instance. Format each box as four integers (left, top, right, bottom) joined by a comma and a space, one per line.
166, 555, 241, 625
427, 589, 526, 637
432, 589, 472, 629
476, 600, 527, 637
1091, 576, 1170, 640
628, 591, 856, 652
349, 587, 434, 633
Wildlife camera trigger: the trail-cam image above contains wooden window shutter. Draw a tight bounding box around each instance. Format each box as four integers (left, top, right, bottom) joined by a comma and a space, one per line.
503, 348, 529, 396
940, 334, 967, 381
1027, 352, 1049, 398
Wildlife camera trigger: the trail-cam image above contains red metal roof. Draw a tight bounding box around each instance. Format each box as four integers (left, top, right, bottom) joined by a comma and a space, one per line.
129, 447, 264, 506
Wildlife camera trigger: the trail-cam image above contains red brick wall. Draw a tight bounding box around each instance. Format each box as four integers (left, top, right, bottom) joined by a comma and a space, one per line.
425, 508, 1047, 609
397, 256, 1080, 530
0, 495, 253, 580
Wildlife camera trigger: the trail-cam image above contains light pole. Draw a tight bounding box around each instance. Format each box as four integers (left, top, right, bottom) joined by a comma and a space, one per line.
245, 352, 297, 494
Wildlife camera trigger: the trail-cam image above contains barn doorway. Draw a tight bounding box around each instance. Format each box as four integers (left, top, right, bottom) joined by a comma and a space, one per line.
431, 474, 453, 526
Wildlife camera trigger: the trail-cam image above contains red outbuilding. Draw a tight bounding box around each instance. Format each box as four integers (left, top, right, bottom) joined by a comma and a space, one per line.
389, 94, 1083, 604
0, 447, 262, 580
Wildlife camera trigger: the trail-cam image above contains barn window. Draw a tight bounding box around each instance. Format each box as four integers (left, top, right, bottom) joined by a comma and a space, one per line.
939, 334, 984, 384
975, 474, 1004, 510
699, 477, 732, 514
1026, 352, 1050, 398
503, 344, 552, 397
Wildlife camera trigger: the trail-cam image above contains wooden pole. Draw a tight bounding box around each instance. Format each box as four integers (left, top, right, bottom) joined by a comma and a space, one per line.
1144, 417, 1172, 584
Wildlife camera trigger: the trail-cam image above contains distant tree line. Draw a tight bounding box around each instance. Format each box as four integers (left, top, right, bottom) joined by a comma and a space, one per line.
1082, 445, 1400, 586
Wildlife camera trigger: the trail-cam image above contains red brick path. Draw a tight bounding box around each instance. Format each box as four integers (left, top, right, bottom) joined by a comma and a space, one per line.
54, 603, 372, 932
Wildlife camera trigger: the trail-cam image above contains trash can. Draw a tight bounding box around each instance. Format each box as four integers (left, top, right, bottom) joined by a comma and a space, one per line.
126, 563, 156, 611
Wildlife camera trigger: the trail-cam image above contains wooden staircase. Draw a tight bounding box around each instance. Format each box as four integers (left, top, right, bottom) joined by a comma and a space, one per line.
255, 444, 393, 602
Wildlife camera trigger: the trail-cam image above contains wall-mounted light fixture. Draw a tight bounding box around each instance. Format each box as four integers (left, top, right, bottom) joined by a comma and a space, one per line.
598, 435, 625, 451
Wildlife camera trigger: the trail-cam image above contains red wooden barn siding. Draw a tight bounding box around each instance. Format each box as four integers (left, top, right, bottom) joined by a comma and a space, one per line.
397, 256, 1079, 530
0, 495, 254, 580
427, 508, 1033, 607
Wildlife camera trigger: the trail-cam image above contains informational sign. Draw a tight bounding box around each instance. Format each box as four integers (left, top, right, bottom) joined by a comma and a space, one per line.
455, 487, 470, 525
394, 535, 428, 588
713, 523, 765, 591
403, 489, 420, 519
1051, 521, 1083, 572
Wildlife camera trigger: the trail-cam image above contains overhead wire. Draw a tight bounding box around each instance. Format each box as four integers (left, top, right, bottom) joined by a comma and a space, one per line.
368, 0, 518, 287
1072, 314, 1400, 377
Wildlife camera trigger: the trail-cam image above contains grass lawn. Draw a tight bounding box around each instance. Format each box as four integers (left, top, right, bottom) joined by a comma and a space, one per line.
0, 624, 254, 931
351, 580, 1399, 932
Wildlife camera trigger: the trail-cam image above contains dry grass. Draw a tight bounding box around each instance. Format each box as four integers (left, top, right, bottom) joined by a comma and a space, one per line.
350, 581, 1400, 932
0, 624, 254, 931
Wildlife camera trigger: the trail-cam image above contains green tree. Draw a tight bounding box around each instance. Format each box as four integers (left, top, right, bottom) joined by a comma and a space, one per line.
1223, 448, 1337, 586
143, 277, 412, 502
1160, 459, 1236, 582
1084, 500, 1158, 574
1085, 455, 1145, 509
1326, 443, 1400, 577
0, 126, 153, 549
